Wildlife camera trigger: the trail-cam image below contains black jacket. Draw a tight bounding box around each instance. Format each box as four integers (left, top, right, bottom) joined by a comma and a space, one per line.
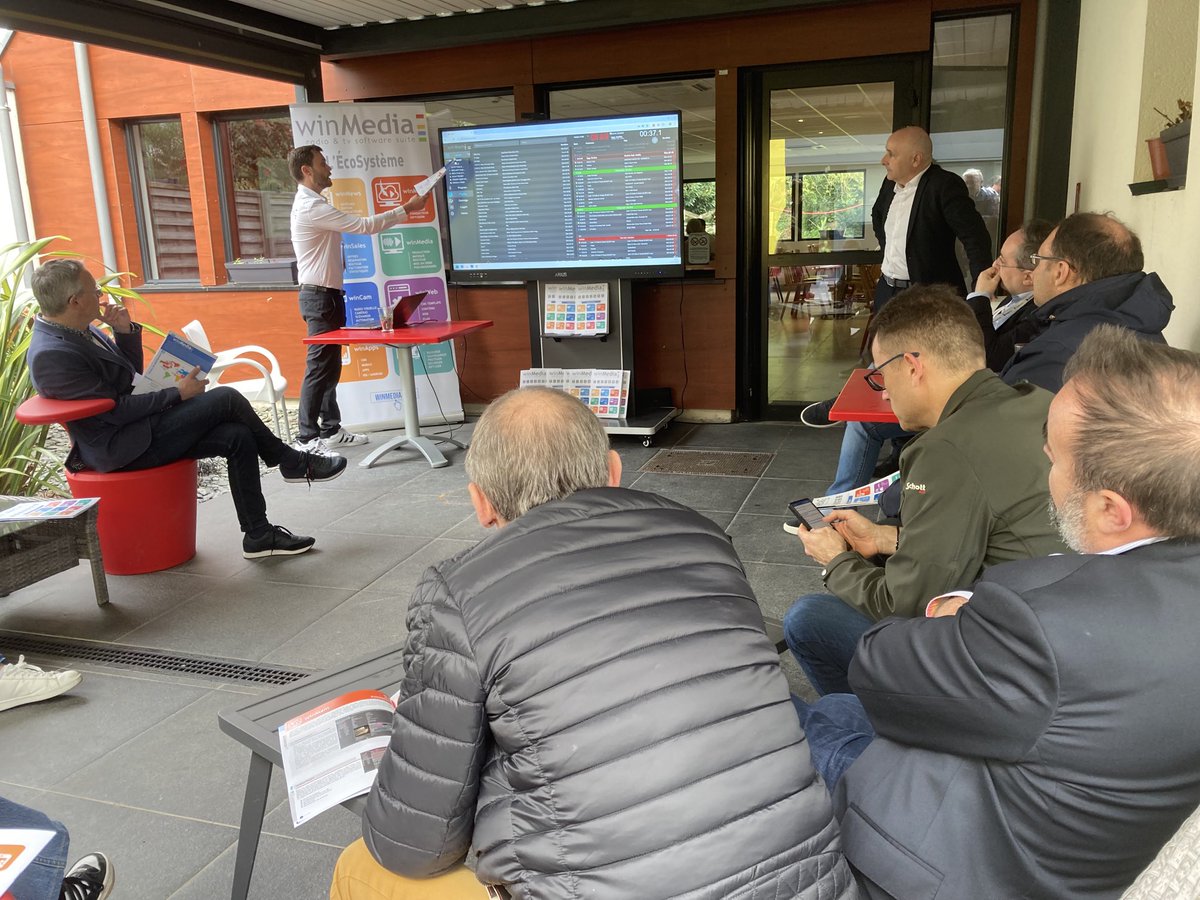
363, 487, 858, 899
27, 318, 178, 471
1000, 272, 1173, 391
871, 164, 993, 294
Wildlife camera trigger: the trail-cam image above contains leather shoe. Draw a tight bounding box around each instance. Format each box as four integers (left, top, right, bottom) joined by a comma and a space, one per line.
281, 451, 347, 484
243, 525, 316, 559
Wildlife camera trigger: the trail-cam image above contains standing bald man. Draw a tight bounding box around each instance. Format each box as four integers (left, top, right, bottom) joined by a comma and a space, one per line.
871, 126, 992, 312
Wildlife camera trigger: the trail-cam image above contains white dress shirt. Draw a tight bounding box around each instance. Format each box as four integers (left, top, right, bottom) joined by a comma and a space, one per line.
290, 186, 410, 290
881, 164, 930, 281
968, 290, 1032, 329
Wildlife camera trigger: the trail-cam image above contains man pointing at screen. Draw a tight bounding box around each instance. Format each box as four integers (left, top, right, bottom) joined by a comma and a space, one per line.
287, 144, 430, 454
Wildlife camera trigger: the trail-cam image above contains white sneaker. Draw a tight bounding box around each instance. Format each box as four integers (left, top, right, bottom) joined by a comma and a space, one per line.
322, 427, 370, 447
0, 656, 82, 712
292, 437, 333, 456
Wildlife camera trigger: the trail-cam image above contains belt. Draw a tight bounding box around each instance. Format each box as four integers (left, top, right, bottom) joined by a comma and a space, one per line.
882, 275, 911, 288
299, 284, 343, 296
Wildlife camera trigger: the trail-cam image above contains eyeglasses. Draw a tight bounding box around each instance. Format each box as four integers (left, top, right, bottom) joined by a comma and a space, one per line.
994, 258, 1031, 271
72, 288, 103, 300
863, 351, 919, 392
1029, 253, 1074, 269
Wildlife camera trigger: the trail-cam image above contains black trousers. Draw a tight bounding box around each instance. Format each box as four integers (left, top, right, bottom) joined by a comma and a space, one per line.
297, 286, 347, 442
122, 387, 294, 534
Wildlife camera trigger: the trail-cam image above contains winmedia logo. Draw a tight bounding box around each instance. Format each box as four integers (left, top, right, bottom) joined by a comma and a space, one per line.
295, 110, 423, 140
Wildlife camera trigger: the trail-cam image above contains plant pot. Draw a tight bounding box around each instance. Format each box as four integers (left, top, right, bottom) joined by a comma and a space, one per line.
1146, 137, 1171, 180
1160, 119, 1191, 188
224, 258, 298, 285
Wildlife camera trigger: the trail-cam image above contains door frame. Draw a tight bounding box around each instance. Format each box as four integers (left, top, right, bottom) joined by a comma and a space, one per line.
737, 54, 928, 420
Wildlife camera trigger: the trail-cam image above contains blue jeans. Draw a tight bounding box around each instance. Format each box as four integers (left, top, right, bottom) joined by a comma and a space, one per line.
0, 796, 69, 900
827, 420, 913, 494
793, 693, 875, 790
784, 593, 874, 696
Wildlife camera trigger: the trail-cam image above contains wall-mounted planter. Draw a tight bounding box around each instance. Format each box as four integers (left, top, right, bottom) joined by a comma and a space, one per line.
1160, 118, 1190, 188
224, 258, 298, 285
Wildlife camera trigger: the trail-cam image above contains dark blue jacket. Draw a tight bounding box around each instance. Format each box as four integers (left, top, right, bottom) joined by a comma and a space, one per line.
27, 318, 179, 471
1000, 272, 1173, 392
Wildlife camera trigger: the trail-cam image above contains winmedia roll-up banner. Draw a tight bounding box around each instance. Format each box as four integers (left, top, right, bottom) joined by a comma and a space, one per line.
290, 102, 463, 431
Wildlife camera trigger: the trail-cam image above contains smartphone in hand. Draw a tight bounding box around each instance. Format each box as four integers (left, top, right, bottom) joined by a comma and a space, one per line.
784, 498, 830, 534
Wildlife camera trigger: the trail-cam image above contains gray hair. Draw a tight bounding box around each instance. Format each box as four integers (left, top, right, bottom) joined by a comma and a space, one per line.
31, 259, 88, 316
1063, 325, 1200, 539
465, 387, 611, 522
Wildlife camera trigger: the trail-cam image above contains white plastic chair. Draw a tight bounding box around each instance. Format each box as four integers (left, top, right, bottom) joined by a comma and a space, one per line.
181, 320, 292, 441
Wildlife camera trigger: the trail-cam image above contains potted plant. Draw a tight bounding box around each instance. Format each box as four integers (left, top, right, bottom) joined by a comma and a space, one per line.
1156, 99, 1192, 187
224, 256, 298, 286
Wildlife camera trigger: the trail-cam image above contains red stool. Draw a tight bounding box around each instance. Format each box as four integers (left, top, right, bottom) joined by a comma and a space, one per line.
15, 396, 198, 574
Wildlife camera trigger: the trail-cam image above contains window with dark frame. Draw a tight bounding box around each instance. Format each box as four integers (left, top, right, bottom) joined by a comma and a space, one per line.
128, 117, 200, 282
214, 111, 296, 263
794, 170, 866, 240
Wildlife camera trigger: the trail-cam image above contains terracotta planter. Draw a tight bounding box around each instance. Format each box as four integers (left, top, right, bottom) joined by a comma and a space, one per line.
1146, 137, 1170, 180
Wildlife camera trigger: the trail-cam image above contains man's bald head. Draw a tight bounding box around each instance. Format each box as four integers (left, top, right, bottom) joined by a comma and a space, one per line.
882, 126, 933, 186
465, 388, 615, 523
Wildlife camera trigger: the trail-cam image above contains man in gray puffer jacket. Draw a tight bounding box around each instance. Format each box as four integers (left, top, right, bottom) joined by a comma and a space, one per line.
330, 387, 858, 900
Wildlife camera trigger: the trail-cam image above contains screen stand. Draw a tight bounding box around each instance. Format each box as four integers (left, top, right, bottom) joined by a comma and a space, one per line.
528, 280, 679, 446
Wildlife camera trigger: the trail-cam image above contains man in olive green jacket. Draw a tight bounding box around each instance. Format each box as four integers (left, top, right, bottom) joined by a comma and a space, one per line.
784, 285, 1068, 695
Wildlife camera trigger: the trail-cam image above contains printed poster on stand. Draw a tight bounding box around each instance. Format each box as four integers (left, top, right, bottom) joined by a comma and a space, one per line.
290, 102, 463, 432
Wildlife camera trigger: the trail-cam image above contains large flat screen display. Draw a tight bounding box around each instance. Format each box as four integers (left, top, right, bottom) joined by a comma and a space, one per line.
439, 112, 683, 283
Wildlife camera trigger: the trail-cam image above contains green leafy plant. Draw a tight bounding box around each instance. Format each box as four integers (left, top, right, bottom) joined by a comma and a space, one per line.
0, 236, 67, 496
1155, 99, 1193, 127
0, 237, 162, 496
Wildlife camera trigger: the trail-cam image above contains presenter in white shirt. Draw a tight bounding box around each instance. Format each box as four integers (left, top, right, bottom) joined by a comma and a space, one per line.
287, 145, 431, 453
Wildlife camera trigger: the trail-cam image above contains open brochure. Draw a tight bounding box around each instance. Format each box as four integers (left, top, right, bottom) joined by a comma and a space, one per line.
812, 471, 901, 508
278, 689, 396, 826
0, 497, 98, 522
131, 332, 217, 395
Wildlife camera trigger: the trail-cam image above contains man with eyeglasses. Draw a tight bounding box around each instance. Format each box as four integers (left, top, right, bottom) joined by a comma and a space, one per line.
782, 285, 1066, 697
1000, 211, 1172, 391
796, 327, 1200, 898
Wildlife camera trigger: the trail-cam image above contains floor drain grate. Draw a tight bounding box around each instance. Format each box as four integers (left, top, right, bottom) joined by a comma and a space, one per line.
0, 631, 312, 686
640, 449, 774, 478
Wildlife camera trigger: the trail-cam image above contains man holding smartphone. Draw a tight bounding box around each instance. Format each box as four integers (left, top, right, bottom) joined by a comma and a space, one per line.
783, 285, 1066, 696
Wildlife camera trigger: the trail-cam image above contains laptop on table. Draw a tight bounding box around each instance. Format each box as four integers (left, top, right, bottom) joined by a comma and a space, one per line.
344, 291, 430, 330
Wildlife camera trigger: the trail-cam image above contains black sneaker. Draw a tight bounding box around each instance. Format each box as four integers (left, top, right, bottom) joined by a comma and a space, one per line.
61, 851, 114, 900
800, 399, 840, 428
280, 451, 347, 484
242, 525, 316, 559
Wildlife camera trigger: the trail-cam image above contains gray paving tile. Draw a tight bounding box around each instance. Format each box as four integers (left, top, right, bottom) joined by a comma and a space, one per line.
55, 687, 268, 826
727, 512, 808, 565
120, 579, 352, 661
168, 830, 343, 900
741, 476, 830, 517
625, 472, 756, 514
363, 538, 479, 593
0, 668, 210, 787
762, 447, 838, 483
744, 561, 825, 622
0, 784, 239, 899
326, 492, 477, 537
0, 569, 223, 643
264, 590, 411, 669
673, 422, 794, 452
231, 530, 430, 591
779, 424, 849, 451
385, 459, 473, 495
245, 485, 378, 530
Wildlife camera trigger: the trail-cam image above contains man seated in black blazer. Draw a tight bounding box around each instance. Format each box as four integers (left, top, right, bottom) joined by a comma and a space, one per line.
27, 259, 346, 559
796, 326, 1200, 898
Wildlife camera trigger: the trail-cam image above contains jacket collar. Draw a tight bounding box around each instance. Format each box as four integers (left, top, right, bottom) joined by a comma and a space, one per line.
936, 369, 1005, 426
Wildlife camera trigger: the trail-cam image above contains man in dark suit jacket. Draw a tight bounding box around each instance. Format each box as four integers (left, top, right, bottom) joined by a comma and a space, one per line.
27, 259, 346, 559
870, 126, 993, 312
796, 326, 1200, 898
